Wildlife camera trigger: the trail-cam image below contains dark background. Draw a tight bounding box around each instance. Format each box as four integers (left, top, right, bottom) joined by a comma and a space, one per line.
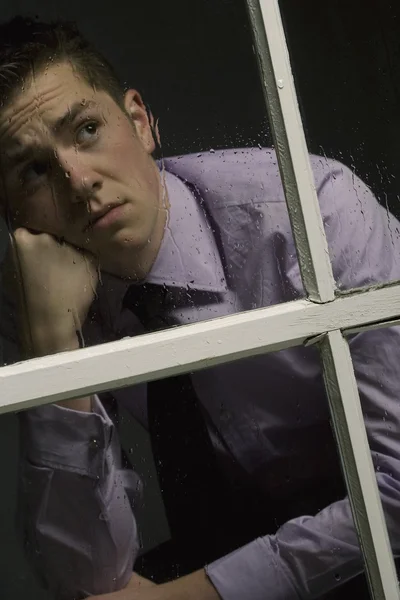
0, 0, 400, 598
2, 0, 399, 209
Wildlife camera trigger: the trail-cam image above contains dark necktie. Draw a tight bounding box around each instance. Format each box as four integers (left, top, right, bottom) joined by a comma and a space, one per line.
123, 284, 271, 563
123, 284, 228, 543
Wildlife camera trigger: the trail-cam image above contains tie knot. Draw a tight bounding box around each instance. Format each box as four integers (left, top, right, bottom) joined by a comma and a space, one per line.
123, 283, 170, 330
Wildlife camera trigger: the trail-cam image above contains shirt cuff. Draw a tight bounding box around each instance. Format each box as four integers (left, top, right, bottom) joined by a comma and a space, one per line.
206, 537, 299, 600
19, 396, 114, 479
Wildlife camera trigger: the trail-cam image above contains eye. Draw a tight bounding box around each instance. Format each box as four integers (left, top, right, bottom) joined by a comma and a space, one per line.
20, 159, 49, 185
76, 121, 100, 145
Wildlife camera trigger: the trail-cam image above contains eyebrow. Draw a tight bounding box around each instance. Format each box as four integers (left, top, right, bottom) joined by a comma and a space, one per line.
2, 100, 96, 169
52, 100, 95, 132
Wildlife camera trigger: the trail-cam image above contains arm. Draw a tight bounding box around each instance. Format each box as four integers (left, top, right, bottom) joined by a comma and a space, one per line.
19, 396, 139, 599
3, 230, 139, 597
204, 162, 400, 599
87, 570, 217, 600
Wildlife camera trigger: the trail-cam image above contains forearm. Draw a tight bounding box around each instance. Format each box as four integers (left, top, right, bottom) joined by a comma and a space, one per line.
162, 570, 220, 600
88, 569, 220, 600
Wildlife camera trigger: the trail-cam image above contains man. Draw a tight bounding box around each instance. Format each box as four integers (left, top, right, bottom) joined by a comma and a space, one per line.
1, 15, 400, 600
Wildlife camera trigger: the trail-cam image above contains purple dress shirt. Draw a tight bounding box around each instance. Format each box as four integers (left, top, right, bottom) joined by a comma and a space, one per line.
17, 148, 400, 599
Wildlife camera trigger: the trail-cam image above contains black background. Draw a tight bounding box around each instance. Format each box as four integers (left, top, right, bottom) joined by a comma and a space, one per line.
1, 0, 399, 211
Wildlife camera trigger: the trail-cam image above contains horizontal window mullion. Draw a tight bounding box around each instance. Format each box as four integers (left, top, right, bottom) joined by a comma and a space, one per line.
1, 281, 400, 413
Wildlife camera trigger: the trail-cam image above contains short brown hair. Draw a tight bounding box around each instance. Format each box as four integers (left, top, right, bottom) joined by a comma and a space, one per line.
0, 16, 125, 108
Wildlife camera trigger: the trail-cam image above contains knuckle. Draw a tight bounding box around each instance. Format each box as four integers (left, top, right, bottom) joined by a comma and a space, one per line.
15, 229, 53, 249
13, 228, 30, 244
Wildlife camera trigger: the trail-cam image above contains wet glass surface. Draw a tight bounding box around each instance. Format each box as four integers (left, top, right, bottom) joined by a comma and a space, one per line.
345, 321, 400, 590
2, 343, 375, 598
1, 2, 399, 599
0, 1, 304, 371
279, 0, 400, 293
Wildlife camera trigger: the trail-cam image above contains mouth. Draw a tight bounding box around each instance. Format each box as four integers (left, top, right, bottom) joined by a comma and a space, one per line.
84, 203, 126, 232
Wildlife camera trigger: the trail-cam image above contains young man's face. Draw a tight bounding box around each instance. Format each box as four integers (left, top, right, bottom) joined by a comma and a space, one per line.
0, 61, 165, 278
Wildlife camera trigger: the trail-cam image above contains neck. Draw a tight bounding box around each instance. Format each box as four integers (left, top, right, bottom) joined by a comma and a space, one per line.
105, 166, 168, 282
132, 206, 168, 282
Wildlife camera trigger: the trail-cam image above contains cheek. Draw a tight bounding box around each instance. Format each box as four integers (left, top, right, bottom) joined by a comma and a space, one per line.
108, 133, 156, 188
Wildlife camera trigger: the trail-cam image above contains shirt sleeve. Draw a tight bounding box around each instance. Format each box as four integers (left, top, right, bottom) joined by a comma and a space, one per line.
18, 395, 140, 599
207, 160, 400, 599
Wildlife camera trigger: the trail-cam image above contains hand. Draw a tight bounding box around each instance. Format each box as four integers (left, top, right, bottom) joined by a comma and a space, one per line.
87, 569, 220, 600
4, 228, 98, 358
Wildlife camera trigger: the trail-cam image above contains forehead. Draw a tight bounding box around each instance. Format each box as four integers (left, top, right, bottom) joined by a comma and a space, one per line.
0, 62, 103, 147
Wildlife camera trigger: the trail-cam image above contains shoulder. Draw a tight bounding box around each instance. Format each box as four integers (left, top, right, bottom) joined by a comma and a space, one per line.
162, 147, 365, 212
162, 148, 284, 207
163, 148, 400, 288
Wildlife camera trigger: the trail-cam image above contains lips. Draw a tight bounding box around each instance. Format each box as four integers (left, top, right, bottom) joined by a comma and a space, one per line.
85, 203, 126, 231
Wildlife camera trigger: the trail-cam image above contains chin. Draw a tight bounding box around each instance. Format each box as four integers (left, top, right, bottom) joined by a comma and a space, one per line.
97, 237, 150, 276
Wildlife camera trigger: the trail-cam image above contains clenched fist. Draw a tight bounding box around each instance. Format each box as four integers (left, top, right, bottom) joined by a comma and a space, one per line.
5, 228, 98, 358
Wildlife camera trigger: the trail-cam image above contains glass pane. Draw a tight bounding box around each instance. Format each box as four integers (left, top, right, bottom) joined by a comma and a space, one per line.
346, 321, 400, 590
279, 0, 400, 293
0, 2, 307, 371
6, 344, 372, 599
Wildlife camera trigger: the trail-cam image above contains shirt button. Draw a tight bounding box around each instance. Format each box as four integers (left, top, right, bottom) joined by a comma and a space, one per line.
89, 437, 101, 450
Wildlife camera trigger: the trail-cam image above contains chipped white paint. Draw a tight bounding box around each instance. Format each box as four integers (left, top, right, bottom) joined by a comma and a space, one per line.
320, 331, 400, 600
246, 0, 335, 303
1, 281, 400, 414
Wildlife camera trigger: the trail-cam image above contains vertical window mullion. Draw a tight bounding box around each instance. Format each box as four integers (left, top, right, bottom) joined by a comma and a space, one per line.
246, 0, 335, 303
246, 1, 399, 597
319, 330, 399, 599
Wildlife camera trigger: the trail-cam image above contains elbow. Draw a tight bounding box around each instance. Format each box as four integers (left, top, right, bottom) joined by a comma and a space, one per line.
83, 497, 139, 596
108, 509, 139, 592
37, 508, 138, 599
25, 489, 139, 599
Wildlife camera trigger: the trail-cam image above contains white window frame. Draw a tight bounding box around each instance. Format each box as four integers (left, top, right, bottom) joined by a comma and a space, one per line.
1, 1, 399, 598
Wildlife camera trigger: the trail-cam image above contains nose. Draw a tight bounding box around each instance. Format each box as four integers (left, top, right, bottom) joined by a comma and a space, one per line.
56, 150, 102, 203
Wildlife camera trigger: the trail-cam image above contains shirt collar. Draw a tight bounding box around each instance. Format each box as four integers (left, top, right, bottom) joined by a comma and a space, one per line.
97, 168, 228, 320
145, 169, 227, 293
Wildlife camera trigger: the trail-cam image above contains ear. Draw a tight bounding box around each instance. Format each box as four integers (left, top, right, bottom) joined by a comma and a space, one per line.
124, 89, 156, 154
